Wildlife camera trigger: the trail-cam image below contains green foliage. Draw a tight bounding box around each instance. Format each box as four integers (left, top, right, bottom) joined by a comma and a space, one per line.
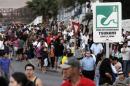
26, 0, 58, 18
26, 0, 89, 18
60, 0, 89, 8
77, 0, 89, 5
61, 0, 75, 8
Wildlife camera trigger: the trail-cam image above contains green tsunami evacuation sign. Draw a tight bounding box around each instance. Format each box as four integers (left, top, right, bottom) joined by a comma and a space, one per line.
96, 5, 119, 28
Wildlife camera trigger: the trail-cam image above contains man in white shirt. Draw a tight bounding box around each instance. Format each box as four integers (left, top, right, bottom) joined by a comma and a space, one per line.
90, 43, 103, 56
80, 50, 96, 80
121, 43, 130, 77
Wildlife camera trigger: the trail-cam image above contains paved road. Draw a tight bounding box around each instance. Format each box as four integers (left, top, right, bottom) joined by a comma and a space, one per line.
11, 60, 62, 86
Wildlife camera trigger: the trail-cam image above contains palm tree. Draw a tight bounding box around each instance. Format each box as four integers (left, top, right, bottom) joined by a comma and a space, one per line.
60, 0, 90, 8
60, 0, 75, 8
77, 0, 89, 5
26, 0, 58, 19
103, 0, 121, 2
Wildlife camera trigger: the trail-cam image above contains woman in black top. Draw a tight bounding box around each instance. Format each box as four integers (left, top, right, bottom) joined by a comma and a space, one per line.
9, 72, 35, 86
99, 58, 113, 85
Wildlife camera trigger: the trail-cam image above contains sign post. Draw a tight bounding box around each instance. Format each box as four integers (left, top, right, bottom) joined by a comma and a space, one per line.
106, 42, 109, 58
93, 2, 122, 58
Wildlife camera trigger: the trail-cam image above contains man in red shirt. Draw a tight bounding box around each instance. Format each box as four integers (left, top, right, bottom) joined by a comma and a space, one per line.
60, 57, 95, 86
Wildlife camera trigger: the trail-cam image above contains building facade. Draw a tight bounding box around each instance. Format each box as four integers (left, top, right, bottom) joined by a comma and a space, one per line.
0, 0, 33, 24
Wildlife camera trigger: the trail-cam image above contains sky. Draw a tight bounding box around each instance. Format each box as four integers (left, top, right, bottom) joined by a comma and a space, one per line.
0, 0, 30, 8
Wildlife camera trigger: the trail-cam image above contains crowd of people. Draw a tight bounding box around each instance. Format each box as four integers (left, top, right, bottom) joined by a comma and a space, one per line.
0, 19, 130, 86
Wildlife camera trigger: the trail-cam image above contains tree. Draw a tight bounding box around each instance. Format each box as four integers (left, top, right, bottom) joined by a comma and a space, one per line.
77, 0, 89, 5
60, 0, 75, 8
26, 0, 58, 19
103, 0, 120, 2
60, 0, 89, 8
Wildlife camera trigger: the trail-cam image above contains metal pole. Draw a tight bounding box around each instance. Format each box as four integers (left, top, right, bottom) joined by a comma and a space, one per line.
106, 42, 109, 58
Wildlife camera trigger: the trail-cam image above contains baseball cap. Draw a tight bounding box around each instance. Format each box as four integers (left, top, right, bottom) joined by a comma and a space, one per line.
59, 57, 80, 69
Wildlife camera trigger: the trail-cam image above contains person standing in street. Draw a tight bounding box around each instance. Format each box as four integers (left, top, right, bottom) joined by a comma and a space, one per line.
60, 57, 95, 86
90, 43, 103, 57
9, 72, 34, 86
25, 63, 43, 86
121, 42, 130, 77
99, 58, 113, 85
80, 50, 96, 80
9, 72, 35, 86
0, 52, 12, 80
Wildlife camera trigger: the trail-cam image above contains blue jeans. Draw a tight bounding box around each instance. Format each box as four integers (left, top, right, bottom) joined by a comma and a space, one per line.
123, 60, 130, 77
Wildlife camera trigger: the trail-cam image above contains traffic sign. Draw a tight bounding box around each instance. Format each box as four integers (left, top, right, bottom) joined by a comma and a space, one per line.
93, 2, 122, 43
